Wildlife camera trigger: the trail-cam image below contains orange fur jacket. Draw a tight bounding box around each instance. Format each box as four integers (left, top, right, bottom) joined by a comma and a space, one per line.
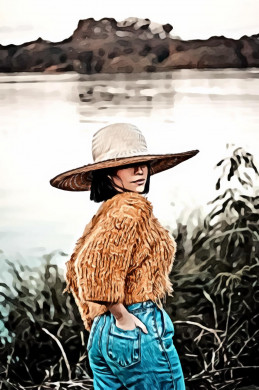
64, 192, 177, 332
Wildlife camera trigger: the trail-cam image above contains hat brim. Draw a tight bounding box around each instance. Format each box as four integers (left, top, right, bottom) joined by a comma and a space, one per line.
50, 150, 199, 191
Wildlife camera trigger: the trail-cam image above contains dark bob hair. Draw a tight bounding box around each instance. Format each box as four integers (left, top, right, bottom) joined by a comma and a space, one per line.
90, 162, 151, 203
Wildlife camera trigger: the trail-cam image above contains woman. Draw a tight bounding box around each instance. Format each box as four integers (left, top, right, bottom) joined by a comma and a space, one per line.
50, 123, 199, 389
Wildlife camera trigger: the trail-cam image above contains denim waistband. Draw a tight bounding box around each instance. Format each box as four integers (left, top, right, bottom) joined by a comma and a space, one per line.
93, 300, 157, 325
125, 300, 156, 312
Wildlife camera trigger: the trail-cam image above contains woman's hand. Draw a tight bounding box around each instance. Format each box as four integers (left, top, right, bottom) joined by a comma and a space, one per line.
106, 302, 148, 334
116, 312, 148, 334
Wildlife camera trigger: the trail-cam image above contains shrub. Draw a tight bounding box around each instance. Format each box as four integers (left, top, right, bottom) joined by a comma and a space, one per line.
169, 146, 259, 389
0, 252, 92, 389
0, 146, 258, 389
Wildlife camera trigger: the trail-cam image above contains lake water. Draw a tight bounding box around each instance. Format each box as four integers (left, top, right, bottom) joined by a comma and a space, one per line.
0, 69, 258, 271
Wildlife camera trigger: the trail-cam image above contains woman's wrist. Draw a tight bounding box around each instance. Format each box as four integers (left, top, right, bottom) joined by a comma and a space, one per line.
108, 302, 128, 320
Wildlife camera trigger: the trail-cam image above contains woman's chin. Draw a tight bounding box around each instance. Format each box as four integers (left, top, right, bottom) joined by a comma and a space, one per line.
131, 184, 145, 193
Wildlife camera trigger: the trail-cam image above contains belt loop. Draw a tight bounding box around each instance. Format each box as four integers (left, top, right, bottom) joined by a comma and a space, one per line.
98, 314, 106, 353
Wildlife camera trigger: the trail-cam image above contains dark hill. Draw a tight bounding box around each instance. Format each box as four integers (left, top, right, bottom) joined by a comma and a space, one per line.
0, 17, 258, 73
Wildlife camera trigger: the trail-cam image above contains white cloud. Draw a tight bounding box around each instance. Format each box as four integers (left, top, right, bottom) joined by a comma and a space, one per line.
1, 0, 259, 45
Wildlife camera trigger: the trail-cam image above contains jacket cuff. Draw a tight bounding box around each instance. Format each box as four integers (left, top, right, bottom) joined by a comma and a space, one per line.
78, 278, 125, 304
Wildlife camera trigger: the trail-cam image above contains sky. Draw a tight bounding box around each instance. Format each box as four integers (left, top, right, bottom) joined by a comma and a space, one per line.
1, 0, 259, 45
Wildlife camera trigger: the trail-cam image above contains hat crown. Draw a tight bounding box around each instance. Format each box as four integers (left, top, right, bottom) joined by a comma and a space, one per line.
92, 123, 148, 163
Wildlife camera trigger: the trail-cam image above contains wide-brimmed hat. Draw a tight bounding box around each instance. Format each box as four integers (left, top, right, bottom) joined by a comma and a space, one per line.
50, 123, 199, 191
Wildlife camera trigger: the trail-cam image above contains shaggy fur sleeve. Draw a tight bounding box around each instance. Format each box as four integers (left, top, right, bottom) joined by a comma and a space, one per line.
63, 220, 93, 298
75, 213, 138, 304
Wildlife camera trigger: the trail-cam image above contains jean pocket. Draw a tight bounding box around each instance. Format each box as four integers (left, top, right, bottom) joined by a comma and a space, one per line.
87, 316, 101, 353
107, 322, 141, 368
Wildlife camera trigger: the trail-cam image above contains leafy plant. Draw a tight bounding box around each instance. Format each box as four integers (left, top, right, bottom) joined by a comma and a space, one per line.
0, 146, 258, 389
169, 146, 259, 390
0, 252, 92, 389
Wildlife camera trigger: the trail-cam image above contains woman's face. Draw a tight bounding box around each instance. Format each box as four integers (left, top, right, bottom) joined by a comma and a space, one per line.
111, 163, 149, 193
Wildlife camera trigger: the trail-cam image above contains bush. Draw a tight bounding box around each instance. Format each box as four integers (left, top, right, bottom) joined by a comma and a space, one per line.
169, 146, 259, 389
0, 252, 93, 389
0, 146, 258, 389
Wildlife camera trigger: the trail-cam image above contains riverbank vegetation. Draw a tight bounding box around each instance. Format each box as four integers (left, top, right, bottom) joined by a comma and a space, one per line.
0, 146, 258, 390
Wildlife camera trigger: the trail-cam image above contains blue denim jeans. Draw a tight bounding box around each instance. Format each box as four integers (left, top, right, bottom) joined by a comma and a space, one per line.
87, 300, 185, 389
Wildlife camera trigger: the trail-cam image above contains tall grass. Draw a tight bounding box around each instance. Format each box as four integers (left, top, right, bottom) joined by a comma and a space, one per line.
0, 253, 93, 389
0, 146, 258, 389
170, 146, 259, 389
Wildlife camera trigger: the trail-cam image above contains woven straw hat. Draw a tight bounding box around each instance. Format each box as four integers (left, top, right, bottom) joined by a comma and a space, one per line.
50, 123, 199, 191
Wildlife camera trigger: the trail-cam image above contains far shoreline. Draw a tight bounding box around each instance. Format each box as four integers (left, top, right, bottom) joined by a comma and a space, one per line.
1, 68, 259, 84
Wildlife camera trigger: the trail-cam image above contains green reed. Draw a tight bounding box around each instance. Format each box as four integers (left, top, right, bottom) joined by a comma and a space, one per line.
0, 146, 258, 390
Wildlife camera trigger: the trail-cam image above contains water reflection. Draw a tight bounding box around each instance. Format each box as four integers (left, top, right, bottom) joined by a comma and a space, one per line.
0, 69, 258, 257
77, 73, 176, 121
